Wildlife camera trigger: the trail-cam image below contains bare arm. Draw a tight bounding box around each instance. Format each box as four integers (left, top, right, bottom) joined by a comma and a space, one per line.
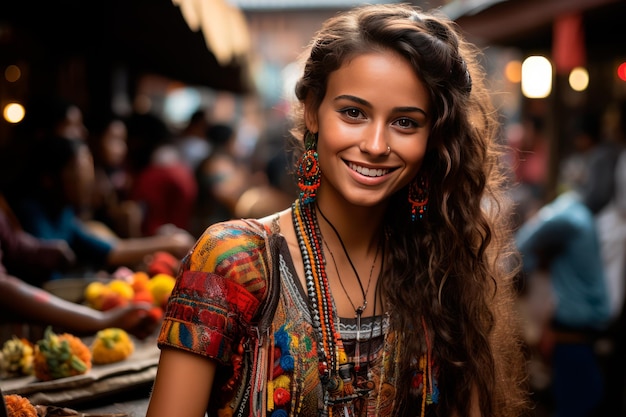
0, 274, 159, 338
106, 231, 194, 268
146, 348, 216, 417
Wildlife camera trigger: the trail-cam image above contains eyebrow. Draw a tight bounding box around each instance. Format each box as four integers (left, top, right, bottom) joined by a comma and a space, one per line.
334, 94, 428, 117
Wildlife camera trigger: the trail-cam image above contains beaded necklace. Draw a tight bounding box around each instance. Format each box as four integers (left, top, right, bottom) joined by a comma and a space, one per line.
292, 199, 385, 416
292, 200, 339, 391
291, 198, 439, 417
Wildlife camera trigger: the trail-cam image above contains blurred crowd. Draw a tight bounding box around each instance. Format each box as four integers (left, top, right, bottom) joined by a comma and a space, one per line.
508, 100, 626, 417
0, 95, 295, 344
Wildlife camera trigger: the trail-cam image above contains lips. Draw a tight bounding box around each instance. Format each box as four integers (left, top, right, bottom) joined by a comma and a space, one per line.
347, 161, 391, 177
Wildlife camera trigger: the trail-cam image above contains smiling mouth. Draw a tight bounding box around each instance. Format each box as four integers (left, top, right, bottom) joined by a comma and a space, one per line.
347, 162, 391, 177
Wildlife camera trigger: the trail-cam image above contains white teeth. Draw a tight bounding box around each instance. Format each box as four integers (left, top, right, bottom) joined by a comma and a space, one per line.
348, 162, 389, 177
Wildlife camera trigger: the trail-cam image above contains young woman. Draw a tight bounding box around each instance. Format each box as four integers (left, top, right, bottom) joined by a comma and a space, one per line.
146, 4, 528, 417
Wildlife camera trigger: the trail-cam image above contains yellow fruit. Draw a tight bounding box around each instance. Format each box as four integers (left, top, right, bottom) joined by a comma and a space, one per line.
148, 273, 176, 307
85, 283, 116, 310
91, 328, 134, 364
108, 279, 134, 300
84, 281, 106, 304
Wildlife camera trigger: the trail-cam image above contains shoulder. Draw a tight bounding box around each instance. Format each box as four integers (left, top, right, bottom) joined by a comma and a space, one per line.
186, 219, 274, 289
192, 219, 269, 260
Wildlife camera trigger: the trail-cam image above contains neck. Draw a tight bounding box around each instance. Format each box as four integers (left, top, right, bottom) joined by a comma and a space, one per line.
315, 201, 385, 318
315, 198, 385, 255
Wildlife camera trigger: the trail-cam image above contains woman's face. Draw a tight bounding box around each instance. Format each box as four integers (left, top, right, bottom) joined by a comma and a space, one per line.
306, 50, 431, 208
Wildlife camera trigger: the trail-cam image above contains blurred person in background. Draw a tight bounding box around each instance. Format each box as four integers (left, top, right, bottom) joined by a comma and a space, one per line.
0, 194, 75, 287
87, 112, 144, 239
1, 96, 88, 213
593, 101, 626, 416
193, 123, 250, 229
558, 111, 626, 415
508, 114, 550, 204
174, 107, 213, 172
193, 122, 294, 233
515, 189, 611, 417
0, 196, 160, 342
7, 135, 194, 281
126, 112, 198, 237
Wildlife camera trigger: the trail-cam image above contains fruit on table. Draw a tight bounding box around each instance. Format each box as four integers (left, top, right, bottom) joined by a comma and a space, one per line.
33, 327, 91, 381
131, 271, 150, 292
0, 336, 33, 377
148, 273, 176, 309
84, 272, 176, 311
91, 328, 134, 364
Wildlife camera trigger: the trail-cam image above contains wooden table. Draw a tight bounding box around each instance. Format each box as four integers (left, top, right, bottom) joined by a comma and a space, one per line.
1, 333, 159, 415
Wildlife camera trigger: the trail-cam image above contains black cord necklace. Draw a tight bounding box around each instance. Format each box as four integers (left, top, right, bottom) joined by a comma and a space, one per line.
320, 231, 379, 317
316, 203, 379, 317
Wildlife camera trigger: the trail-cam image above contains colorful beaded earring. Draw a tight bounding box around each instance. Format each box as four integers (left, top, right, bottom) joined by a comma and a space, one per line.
297, 131, 321, 204
408, 175, 428, 221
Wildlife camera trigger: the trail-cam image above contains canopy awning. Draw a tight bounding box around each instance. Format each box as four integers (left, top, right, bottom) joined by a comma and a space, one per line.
1, 0, 253, 93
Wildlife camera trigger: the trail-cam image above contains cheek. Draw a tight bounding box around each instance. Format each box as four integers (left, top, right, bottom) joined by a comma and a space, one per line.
315, 136, 343, 174
399, 144, 429, 185
403, 141, 428, 167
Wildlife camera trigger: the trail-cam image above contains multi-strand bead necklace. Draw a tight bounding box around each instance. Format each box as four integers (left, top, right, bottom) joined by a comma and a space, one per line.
292, 200, 340, 392
292, 198, 439, 417
292, 199, 382, 416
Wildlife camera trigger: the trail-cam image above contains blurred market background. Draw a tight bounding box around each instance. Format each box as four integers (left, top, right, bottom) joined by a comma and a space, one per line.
0, 0, 624, 202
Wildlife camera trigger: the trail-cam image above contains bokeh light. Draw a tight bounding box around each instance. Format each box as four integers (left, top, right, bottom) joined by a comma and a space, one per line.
4, 65, 21, 82
3, 102, 25, 123
521, 56, 552, 98
504, 60, 522, 83
618, 62, 626, 82
569, 67, 589, 91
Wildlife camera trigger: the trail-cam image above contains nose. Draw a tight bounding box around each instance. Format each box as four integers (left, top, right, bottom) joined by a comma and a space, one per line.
359, 123, 389, 156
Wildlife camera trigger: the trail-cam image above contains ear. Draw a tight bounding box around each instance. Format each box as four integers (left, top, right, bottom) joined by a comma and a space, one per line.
304, 95, 319, 133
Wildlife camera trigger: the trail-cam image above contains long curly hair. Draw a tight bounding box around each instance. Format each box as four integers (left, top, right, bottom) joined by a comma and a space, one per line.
289, 4, 528, 417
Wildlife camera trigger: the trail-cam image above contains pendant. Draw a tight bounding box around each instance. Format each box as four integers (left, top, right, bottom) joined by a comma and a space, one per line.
355, 308, 363, 371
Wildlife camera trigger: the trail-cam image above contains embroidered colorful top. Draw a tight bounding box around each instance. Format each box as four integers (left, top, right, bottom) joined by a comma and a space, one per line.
157, 219, 437, 416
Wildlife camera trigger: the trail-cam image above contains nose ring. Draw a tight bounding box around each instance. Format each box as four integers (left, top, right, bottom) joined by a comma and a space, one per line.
385, 145, 391, 155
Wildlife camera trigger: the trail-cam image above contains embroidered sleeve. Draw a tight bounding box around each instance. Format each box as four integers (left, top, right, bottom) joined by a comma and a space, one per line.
157, 220, 271, 364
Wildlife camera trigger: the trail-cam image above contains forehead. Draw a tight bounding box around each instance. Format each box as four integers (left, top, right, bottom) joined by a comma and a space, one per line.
325, 50, 430, 110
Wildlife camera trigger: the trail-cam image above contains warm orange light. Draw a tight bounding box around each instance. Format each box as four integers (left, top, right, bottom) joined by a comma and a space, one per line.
4, 65, 21, 82
3, 102, 25, 123
504, 60, 522, 83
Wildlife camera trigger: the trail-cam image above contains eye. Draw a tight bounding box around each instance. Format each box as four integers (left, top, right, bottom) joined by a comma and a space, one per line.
393, 117, 419, 129
339, 107, 366, 120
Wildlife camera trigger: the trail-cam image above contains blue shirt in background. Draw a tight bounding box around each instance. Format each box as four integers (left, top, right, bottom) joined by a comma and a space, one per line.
515, 191, 610, 330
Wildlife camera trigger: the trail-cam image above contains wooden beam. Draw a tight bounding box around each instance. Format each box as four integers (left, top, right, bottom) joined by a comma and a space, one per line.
453, 0, 619, 45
